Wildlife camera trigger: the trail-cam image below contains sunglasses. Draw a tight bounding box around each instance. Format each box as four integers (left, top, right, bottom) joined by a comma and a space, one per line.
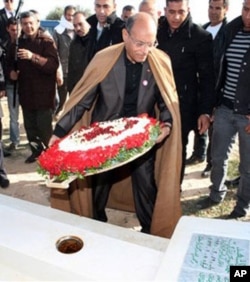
4, 0, 14, 3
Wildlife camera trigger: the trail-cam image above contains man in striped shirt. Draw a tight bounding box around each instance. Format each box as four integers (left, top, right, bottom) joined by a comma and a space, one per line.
198, 0, 250, 219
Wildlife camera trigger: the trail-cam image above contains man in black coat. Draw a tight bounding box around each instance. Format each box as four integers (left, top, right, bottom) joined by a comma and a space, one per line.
67, 12, 91, 94
0, 46, 10, 188
188, 0, 229, 178
0, 0, 15, 48
198, 0, 250, 219
157, 0, 215, 183
86, 0, 125, 61
0, 0, 16, 157
50, 12, 175, 235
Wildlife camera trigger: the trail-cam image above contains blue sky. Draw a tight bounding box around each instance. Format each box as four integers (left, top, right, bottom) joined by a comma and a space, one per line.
9, 0, 242, 23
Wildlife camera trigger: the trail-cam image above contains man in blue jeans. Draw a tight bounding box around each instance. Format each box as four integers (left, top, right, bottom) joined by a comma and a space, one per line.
198, 0, 250, 219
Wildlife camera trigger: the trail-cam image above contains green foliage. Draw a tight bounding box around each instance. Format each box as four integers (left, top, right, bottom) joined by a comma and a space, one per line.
37, 124, 160, 182
81, 8, 92, 18
227, 159, 239, 179
46, 7, 63, 20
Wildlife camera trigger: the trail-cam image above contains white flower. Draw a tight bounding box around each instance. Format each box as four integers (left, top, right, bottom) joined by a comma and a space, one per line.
59, 117, 150, 152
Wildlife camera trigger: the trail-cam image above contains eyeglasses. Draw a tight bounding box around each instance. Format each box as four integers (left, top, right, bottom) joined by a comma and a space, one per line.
4, 0, 14, 3
128, 32, 156, 49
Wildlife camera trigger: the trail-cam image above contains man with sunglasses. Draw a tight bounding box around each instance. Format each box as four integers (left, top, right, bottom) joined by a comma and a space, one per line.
0, 0, 15, 48
49, 12, 182, 238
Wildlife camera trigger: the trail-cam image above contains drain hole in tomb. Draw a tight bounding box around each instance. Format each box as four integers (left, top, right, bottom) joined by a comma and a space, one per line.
56, 236, 84, 254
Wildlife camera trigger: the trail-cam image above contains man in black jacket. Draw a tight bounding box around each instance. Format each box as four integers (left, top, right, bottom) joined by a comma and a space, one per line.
67, 12, 90, 94
188, 0, 229, 178
0, 0, 16, 157
0, 0, 15, 48
86, 0, 125, 61
0, 46, 10, 188
49, 12, 176, 235
157, 0, 215, 183
198, 0, 250, 220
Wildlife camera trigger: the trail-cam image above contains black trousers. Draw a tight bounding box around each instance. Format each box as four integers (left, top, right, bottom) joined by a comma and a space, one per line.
92, 150, 157, 233
0, 141, 7, 179
22, 108, 53, 155
180, 111, 197, 183
193, 124, 213, 166
55, 77, 68, 115
193, 130, 208, 159
205, 123, 213, 166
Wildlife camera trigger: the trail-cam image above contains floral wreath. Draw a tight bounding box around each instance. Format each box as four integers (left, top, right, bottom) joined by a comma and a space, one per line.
38, 114, 160, 181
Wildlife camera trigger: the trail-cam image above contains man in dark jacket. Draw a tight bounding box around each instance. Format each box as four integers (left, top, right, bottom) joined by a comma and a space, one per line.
121, 5, 136, 22
4, 17, 21, 153
198, 0, 250, 220
188, 0, 229, 178
86, 0, 125, 60
0, 0, 15, 48
67, 12, 91, 94
0, 46, 9, 188
8, 11, 59, 163
157, 0, 215, 183
0, 0, 16, 157
49, 12, 178, 236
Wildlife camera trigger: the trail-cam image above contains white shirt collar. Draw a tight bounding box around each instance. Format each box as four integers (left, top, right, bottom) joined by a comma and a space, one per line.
5, 8, 15, 18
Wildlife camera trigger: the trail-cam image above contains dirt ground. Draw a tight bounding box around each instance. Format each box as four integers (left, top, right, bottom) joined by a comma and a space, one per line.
0, 97, 141, 229
0, 97, 241, 230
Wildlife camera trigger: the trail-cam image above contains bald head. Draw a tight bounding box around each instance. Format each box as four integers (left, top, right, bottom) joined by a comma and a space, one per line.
123, 12, 157, 63
125, 12, 157, 35
139, 0, 159, 22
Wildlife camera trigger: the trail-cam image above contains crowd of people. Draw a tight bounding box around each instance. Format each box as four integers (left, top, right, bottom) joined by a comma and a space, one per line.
0, 0, 249, 238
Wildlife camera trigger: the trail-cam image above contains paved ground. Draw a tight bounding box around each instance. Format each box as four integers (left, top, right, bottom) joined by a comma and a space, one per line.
0, 97, 240, 230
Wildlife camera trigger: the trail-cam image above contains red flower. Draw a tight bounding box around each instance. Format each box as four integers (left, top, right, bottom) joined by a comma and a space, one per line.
38, 115, 160, 179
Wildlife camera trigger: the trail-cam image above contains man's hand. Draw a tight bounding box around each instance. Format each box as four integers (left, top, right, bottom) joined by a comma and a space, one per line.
56, 64, 64, 86
0, 90, 6, 98
56, 76, 64, 87
198, 114, 210, 135
10, 70, 19, 80
48, 135, 60, 147
156, 126, 171, 143
18, 48, 33, 60
245, 115, 250, 134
